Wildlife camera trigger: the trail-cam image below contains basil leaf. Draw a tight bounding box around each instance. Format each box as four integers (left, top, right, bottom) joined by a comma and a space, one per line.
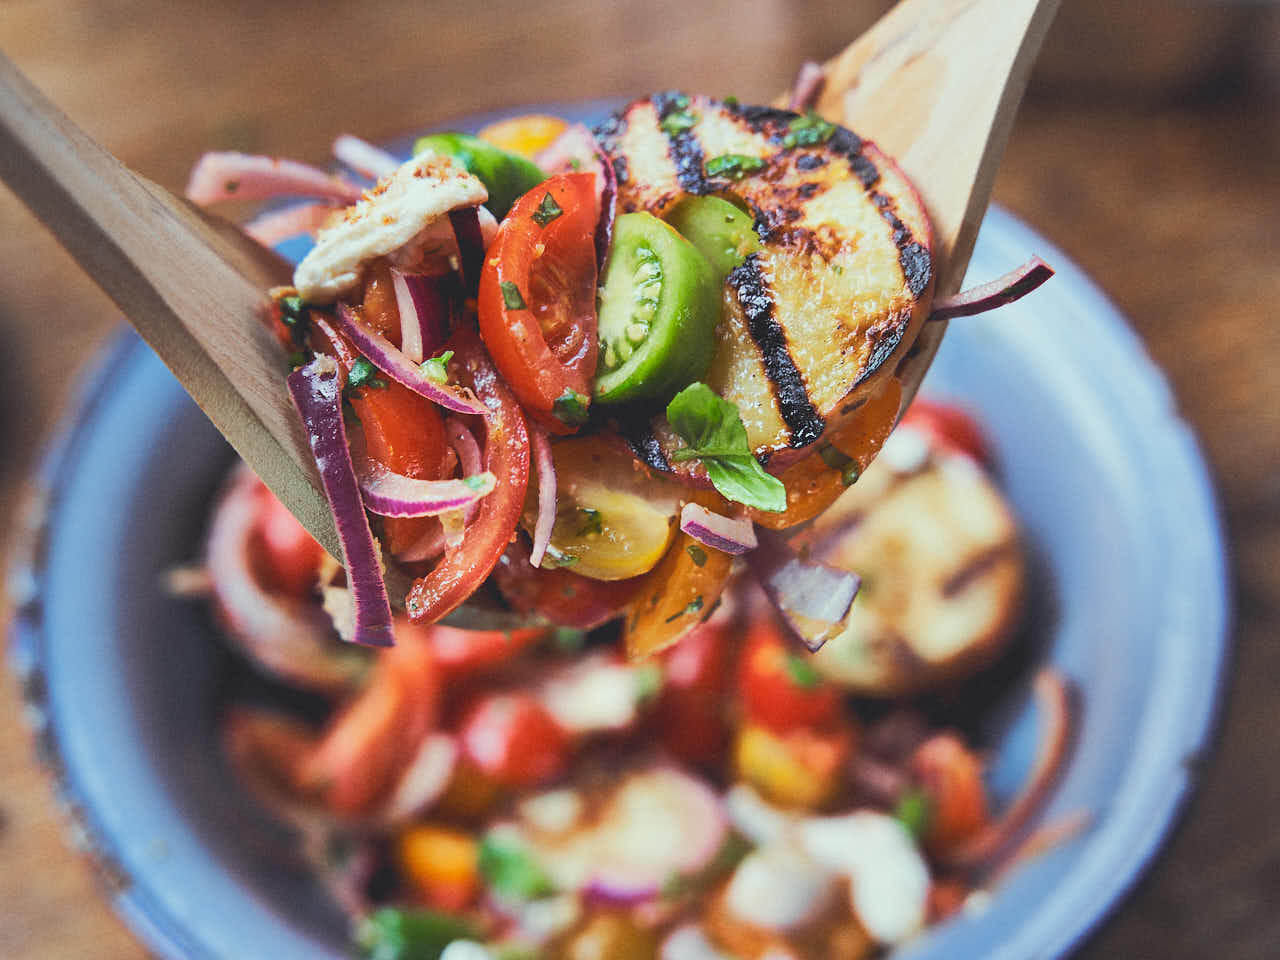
478, 835, 553, 900
665, 383, 786, 512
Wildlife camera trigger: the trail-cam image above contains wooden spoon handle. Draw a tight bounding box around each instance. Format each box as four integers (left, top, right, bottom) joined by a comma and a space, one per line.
0, 52, 340, 558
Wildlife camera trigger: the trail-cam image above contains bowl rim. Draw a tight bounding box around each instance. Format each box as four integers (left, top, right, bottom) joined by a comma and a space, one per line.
6, 194, 1231, 959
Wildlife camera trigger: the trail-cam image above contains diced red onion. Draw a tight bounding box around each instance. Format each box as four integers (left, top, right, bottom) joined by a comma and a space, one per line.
357, 457, 495, 518
205, 467, 364, 691
243, 202, 339, 247
788, 61, 827, 112
449, 207, 485, 296
679, 502, 757, 555
528, 423, 557, 568
185, 151, 362, 206
929, 256, 1055, 322
391, 270, 452, 364
332, 134, 400, 180
334, 303, 484, 415
534, 123, 617, 268
286, 355, 395, 647
747, 528, 860, 652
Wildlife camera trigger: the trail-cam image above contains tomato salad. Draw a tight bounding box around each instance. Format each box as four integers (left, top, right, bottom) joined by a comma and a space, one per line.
190, 401, 1079, 960
186, 75, 1053, 657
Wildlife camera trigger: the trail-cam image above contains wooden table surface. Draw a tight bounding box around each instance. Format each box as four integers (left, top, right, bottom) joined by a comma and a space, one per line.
1, 2, 1277, 957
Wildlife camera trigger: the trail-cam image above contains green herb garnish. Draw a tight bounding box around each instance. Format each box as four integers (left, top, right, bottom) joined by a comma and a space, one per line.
660, 110, 698, 136
462, 475, 488, 491
552, 388, 590, 427
783, 110, 837, 149
633, 663, 664, 702
355, 906, 478, 960
551, 626, 587, 652
723, 95, 740, 107
531, 191, 564, 227
686, 544, 708, 567
419, 349, 454, 385
665, 383, 786, 512
784, 653, 821, 689
894, 789, 933, 842
346, 357, 387, 391
576, 507, 604, 536
500, 280, 527, 310
705, 153, 765, 180
665, 595, 704, 623
478, 834, 554, 900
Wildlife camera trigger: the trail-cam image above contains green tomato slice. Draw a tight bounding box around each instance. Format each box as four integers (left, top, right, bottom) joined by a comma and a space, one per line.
665, 195, 761, 281
593, 212, 720, 406
413, 132, 546, 218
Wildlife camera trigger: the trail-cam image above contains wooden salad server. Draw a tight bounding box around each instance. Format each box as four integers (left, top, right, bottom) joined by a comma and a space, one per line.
0, 0, 1059, 564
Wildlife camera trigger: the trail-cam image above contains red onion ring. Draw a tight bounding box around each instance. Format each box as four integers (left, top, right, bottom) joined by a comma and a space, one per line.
185, 151, 362, 206
944, 669, 1074, 871
331, 134, 400, 180
679, 502, 757, 556
357, 458, 495, 518
286, 355, 395, 647
528, 424, 557, 568
929, 256, 1055, 322
243, 202, 339, 247
390, 270, 452, 364
334, 303, 484, 415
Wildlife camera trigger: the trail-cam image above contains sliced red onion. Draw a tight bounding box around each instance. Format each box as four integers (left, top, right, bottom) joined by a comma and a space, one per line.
528, 424, 557, 568
205, 467, 365, 691
243, 202, 338, 247
747, 528, 860, 652
680, 502, 757, 556
287, 355, 395, 647
334, 303, 484, 415
448, 206, 484, 296
185, 151, 362, 206
377, 733, 459, 825
443, 415, 486, 535
929, 256, 1055, 322
534, 124, 617, 268
583, 768, 727, 905
357, 458, 495, 518
391, 270, 452, 364
788, 61, 827, 112
332, 134, 400, 180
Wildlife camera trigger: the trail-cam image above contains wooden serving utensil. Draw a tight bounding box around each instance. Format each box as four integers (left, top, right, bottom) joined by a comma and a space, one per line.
0, 0, 1058, 563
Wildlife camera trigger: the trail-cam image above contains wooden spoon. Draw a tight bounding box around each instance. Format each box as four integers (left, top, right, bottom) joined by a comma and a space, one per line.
0, 0, 1058, 563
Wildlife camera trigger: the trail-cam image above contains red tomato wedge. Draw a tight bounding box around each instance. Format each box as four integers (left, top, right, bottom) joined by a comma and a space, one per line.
478, 172, 599, 433
739, 617, 842, 733
459, 692, 569, 788
493, 538, 644, 630
406, 328, 531, 624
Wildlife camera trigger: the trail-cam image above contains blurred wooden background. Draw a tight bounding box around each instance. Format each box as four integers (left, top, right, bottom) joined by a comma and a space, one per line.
1, 1, 1278, 957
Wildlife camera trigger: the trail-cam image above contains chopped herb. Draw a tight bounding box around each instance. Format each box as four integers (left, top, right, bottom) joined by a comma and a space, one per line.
723, 95, 740, 107
665, 595, 704, 623
818, 442, 854, 471
542, 548, 578, 569
531, 191, 564, 227
784, 653, 821, 689
224, 179, 239, 193
551, 626, 586, 652
287, 350, 308, 369
576, 508, 603, 536
278, 295, 307, 325
686, 544, 708, 567
783, 110, 837, 149
355, 906, 478, 960
633, 663, 664, 702
841, 462, 861, 486
894, 789, 933, 842
665, 383, 786, 512
552, 389, 590, 427
832, 264, 844, 275
419, 349, 454, 385
500, 280, 528, 310
478, 835, 553, 900
462, 475, 487, 491
346, 357, 387, 390
660, 110, 698, 137
568, 157, 582, 171
705, 153, 765, 180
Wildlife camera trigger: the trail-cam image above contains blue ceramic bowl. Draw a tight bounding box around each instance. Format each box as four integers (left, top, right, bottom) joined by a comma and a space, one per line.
8, 106, 1229, 959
